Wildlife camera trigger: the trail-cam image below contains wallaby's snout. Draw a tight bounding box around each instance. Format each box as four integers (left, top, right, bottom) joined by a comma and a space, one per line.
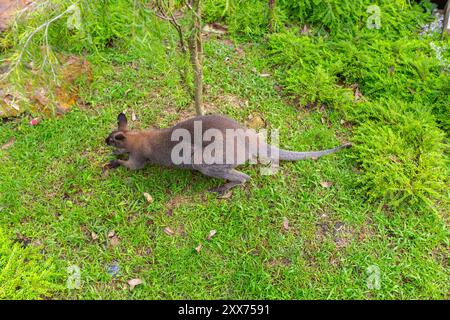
105, 131, 126, 148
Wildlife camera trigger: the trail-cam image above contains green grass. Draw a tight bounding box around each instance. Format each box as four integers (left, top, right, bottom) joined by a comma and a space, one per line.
0, 37, 448, 299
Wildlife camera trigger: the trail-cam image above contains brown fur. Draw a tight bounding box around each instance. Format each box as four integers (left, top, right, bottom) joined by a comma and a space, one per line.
105, 113, 350, 194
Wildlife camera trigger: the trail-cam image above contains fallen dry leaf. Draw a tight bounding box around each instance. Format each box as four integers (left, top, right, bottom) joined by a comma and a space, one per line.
282, 217, 289, 231
217, 190, 233, 199
221, 38, 234, 46
274, 84, 283, 92
29, 118, 40, 126
2, 94, 20, 114
195, 244, 202, 253
1, 137, 15, 150
320, 181, 333, 188
389, 155, 401, 164
359, 232, 366, 241
351, 83, 363, 101
354, 88, 362, 101
164, 227, 175, 236
80, 224, 89, 234
32, 88, 49, 106
235, 46, 244, 56
207, 229, 217, 240
32, 240, 42, 247
91, 232, 98, 241
128, 278, 142, 291
107, 230, 115, 238
124, 89, 132, 97
109, 236, 120, 246
202, 23, 228, 35
259, 73, 271, 77
143, 192, 153, 203
101, 166, 110, 178
300, 25, 311, 34
131, 112, 137, 121
246, 114, 265, 129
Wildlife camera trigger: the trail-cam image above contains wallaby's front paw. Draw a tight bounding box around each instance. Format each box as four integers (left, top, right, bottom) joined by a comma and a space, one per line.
106, 159, 121, 169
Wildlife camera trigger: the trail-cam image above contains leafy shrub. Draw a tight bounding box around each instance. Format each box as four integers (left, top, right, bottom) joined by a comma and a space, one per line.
350, 100, 448, 207
226, 0, 269, 37
425, 73, 450, 133
265, 3, 449, 208
278, 0, 431, 38
267, 32, 353, 106
0, 229, 62, 299
203, 0, 287, 37
203, 0, 430, 39
202, 0, 230, 22
278, 0, 367, 34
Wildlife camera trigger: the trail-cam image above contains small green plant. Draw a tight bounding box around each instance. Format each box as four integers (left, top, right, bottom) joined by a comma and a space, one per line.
203, 0, 287, 38
0, 229, 62, 299
278, 0, 431, 37
349, 100, 448, 207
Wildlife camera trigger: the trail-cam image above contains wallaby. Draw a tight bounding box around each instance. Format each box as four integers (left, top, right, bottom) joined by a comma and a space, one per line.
105, 113, 351, 194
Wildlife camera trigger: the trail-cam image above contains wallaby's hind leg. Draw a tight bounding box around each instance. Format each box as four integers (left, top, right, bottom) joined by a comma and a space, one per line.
196, 167, 250, 195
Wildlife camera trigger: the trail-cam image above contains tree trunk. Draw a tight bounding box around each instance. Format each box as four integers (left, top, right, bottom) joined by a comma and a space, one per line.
268, 0, 276, 33
188, 0, 204, 116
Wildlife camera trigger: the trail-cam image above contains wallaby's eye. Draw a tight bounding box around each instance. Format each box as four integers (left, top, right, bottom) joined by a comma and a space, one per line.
115, 133, 125, 140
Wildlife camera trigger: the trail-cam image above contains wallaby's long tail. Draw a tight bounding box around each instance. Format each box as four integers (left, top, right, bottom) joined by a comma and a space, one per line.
269, 143, 351, 161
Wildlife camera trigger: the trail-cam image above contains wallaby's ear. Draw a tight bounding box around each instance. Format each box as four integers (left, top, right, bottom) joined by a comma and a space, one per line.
118, 113, 128, 131
115, 133, 126, 140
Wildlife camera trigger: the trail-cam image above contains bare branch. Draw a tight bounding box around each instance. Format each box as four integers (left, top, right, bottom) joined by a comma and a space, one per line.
187, 0, 204, 115
169, 12, 187, 54
1, 0, 80, 80
268, 0, 276, 33
184, 0, 202, 21
150, 10, 172, 21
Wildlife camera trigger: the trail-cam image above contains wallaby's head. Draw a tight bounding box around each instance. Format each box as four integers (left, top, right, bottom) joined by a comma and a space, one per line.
105, 113, 128, 148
